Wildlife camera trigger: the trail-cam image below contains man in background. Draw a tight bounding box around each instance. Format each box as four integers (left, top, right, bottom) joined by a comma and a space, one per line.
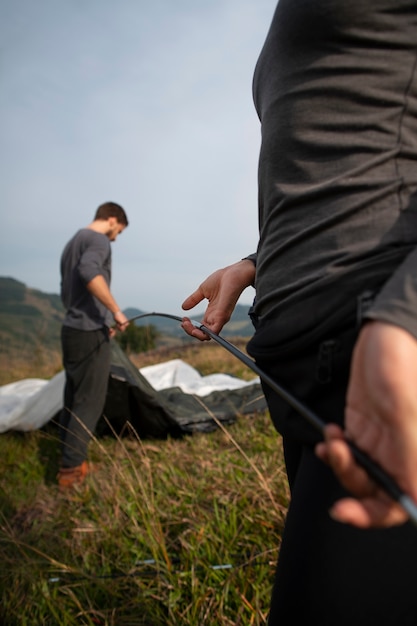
58, 201, 129, 490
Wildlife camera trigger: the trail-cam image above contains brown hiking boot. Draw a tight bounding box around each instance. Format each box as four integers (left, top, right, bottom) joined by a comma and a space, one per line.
57, 461, 89, 490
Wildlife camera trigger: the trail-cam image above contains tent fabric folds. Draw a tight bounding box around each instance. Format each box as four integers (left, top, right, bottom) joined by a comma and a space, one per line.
101, 342, 267, 437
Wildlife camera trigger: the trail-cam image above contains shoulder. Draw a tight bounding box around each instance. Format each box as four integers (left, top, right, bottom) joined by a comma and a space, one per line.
63, 229, 109, 259
77, 229, 110, 249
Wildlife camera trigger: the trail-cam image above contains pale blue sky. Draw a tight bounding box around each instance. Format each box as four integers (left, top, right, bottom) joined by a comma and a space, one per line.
1, 0, 276, 313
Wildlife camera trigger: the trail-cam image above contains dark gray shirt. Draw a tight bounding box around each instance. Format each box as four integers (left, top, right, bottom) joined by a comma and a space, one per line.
60, 228, 113, 330
250, 0, 417, 348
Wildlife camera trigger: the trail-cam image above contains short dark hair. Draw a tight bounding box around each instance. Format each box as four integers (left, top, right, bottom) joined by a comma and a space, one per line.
94, 202, 129, 226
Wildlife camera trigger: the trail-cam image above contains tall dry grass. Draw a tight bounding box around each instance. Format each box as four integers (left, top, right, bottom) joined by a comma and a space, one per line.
0, 339, 288, 625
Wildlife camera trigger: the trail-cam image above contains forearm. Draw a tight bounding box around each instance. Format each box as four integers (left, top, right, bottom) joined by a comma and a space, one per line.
86, 275, 122, 316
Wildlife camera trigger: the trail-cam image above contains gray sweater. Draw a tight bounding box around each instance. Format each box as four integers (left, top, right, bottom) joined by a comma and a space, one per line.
60, 228, 113, 330
249, 0, 417, 350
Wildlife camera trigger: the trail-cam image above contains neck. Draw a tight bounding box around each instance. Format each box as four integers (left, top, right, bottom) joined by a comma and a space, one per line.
87, 220, 110, 235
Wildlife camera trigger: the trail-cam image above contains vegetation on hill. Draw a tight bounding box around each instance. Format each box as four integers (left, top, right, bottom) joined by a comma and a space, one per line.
0, 277, 65, 383
114, 322, 159, 354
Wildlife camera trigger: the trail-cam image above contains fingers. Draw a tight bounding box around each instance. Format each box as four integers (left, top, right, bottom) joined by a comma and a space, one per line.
329, 497, 407, 528
181, 317, 211, 341
315, 424, 408, 527
182, 289, 204, 311
316, 425, 375, 497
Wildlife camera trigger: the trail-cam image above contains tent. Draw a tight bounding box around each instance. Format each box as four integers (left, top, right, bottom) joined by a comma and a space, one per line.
0, 342, 267, 438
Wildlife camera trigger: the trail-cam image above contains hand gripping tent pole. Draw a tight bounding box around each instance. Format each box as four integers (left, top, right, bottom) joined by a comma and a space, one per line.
125, 311, 417, 526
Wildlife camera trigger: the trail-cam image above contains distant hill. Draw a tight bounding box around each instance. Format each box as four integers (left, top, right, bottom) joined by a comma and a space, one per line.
0, 277, 66, 383
0, 277, 255, 383
0, 277, 64, 353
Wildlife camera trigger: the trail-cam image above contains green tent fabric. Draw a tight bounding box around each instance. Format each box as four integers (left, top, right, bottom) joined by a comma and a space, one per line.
98, 342, 267, 439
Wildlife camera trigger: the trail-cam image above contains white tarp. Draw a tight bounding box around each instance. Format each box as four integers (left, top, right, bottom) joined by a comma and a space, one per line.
140, 359, 259, 396
0, 372, 65, 433
0, 360, 259, 434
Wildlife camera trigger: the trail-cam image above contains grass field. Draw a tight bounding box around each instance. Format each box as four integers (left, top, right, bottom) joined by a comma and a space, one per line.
0, 340, 288, 625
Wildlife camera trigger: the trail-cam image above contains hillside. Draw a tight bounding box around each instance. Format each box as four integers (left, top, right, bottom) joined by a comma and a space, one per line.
0, 277, 65, 383
0, 277, 64, 348
0, 277, 255, 384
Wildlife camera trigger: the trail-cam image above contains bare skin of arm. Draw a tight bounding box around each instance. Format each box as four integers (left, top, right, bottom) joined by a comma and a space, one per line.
86, 274, 129, 333
316, 321, 417, 528
181, 259, 256, 339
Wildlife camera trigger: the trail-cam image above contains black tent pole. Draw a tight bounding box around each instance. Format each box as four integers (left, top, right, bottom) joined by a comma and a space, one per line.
124, 311, 417, 526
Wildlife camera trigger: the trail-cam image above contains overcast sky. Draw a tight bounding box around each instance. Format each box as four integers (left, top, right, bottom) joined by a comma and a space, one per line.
1, 0, 276, 315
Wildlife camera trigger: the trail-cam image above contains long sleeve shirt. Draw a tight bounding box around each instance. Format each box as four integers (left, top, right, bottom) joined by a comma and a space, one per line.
250, 0, 417, 349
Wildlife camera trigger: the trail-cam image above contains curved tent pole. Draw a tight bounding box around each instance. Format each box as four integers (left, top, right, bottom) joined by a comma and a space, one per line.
122, 311, 417, 526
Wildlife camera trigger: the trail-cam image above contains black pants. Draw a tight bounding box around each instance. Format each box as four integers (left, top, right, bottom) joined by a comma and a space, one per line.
251, 323, 417, 626
59, 326, 110, 467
